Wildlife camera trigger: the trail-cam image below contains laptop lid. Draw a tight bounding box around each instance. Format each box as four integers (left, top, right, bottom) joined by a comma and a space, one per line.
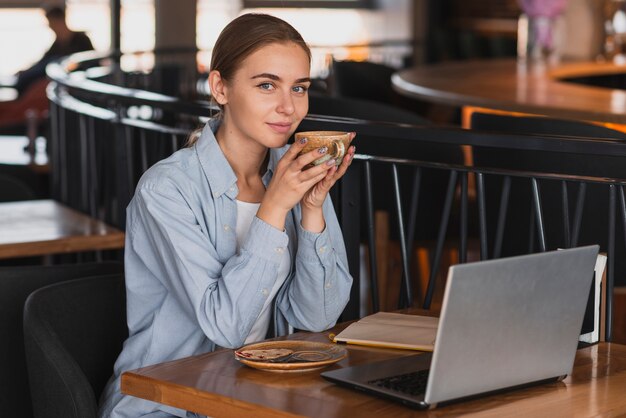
424, 245, 599, 405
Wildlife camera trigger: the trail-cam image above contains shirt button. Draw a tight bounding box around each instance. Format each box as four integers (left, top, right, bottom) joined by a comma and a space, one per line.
319, 246, 327, 253
223, 224, 231, 231
325, 282, 332, 289
229, 186, 235, 192
213, 191, 219, 197
274, 247, 284, 254
262, 288, 269, 296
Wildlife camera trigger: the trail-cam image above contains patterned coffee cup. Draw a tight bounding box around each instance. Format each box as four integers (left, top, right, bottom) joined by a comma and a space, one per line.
294, 131, 351, 166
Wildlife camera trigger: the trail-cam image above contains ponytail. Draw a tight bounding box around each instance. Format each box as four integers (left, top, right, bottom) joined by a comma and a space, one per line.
184, 127, 204, 148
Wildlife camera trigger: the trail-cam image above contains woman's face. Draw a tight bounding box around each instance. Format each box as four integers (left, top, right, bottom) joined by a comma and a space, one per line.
217, 42, 311, 150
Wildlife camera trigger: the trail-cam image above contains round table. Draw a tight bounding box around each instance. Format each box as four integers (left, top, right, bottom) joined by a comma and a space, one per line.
392, 59, 626, 125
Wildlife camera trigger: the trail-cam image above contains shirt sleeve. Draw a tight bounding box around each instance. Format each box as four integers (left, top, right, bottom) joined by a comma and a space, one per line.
127, 182, 288, 349
277, 195, 353, 332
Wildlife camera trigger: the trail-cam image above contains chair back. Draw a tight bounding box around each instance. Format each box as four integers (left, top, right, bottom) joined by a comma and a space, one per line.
0, 262, 123, 418
328, 59, 434, 115
308, 94, 430, 126
23, 273, 127, 418
330, 60, 397, 104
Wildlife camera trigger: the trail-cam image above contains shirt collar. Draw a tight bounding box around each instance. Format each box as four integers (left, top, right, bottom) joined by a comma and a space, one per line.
195, 118, 281, 199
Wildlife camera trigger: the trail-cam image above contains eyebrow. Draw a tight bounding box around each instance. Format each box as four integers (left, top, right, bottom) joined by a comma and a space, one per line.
251, 73, 311, 84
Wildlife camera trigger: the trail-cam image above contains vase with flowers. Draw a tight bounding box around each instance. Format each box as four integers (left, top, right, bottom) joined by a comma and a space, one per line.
518, 0, 569, 64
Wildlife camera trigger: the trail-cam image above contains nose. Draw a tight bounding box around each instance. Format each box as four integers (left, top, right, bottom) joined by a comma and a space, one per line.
276, 90, 295, 115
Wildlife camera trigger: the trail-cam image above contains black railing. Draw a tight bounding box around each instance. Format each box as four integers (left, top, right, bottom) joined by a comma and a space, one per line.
47, 51, 626, 341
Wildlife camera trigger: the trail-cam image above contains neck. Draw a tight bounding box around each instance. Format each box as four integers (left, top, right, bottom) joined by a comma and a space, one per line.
215, 119, 268, 183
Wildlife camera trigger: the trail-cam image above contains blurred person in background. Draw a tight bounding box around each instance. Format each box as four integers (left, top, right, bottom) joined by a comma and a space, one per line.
0, 5, 93, 128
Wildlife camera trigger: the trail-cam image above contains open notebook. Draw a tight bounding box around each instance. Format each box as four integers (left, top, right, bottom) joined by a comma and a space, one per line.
333, 312, 438, 351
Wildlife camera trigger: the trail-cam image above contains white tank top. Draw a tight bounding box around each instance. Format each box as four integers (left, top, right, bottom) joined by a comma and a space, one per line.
235, 200, 290, 344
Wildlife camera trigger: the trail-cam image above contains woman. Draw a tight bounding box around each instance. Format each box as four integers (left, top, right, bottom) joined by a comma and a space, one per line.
99, 13, 355, 418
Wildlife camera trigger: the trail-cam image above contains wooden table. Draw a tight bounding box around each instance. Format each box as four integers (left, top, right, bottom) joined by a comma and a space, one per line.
0, 199, 124, 259
392, 59, 626, 125
122, 322, 626, 417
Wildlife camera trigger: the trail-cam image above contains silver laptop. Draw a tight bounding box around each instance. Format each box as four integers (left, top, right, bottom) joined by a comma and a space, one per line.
321, 245, 599, 409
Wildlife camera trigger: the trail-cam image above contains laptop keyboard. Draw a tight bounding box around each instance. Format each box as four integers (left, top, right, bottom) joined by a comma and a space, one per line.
367, 369, 430, 397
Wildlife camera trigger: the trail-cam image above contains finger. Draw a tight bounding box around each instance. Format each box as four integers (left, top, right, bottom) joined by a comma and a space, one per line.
311, 163, 340, 192
337, 145, 356, 170
298, 157, 334, 181
284, 136, 310, 161
331, 145, 356, 180
294, 146, 334, 170
321, 165, 340, 187
302, 168, 331, 190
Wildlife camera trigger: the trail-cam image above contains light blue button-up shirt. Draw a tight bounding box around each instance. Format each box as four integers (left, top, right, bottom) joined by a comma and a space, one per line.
98, 120, 353, 418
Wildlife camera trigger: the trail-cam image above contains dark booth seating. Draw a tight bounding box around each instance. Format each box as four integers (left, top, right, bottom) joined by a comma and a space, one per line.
0, 262, 123, 418
329, 59, 430, 114
308, 93, 431, 126
23, 273, 127, 418
331, 60, 398, 104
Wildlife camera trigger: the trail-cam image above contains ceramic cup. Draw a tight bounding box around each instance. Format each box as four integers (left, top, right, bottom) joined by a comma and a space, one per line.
294, 131, 351, 166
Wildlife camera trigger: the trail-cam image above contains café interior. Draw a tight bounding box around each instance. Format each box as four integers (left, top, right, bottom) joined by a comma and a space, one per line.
2, 0, 626, 416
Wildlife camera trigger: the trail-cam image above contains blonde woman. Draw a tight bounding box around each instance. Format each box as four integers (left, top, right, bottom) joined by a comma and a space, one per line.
99, 13, 355, 418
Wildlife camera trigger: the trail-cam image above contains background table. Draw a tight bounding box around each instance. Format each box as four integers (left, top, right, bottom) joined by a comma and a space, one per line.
0, 199, 124, 259
392, 59, 626, 125
122, 322, 626, 417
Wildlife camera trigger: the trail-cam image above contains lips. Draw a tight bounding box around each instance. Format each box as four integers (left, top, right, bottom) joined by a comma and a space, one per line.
267, 122, 293, 134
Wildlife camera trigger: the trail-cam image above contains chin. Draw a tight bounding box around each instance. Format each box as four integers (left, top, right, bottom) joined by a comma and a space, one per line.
269, 136, 291, 149
265, 130, 294, 149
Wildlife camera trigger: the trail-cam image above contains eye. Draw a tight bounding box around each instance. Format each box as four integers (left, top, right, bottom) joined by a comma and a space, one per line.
292, 85, 308, 94
257, 82, 274, 91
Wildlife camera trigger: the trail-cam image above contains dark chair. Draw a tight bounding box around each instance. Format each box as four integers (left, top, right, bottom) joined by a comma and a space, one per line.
308, 94, 430, 126
24, 273, 127, 418
329, 60, 430, 115
0, 262, 123, 418
330, 60, 398, 104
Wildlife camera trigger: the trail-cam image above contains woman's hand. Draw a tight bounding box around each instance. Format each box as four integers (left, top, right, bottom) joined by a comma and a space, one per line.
300, 133, 356, 233
257, 137, 336, 230
301, 134, 356, 210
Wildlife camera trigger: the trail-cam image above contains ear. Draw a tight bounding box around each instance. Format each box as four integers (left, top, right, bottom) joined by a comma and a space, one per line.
208, 70, 228, 105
